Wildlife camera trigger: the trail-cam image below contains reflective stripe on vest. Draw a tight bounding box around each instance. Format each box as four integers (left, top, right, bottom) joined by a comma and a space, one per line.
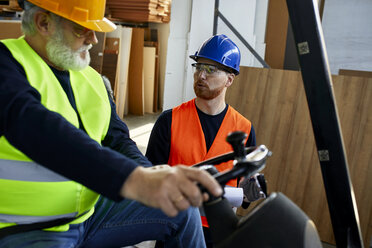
0, 212, 77, 225
0, 37, 111, 231
0, 160, 69, 182
168, 99, 251, 228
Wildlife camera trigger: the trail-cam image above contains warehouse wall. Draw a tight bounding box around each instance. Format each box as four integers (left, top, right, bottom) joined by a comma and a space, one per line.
162, 0, 268, 110
227, 66, 372, 247
322, 0, 372, 75
161, 0, 193, 111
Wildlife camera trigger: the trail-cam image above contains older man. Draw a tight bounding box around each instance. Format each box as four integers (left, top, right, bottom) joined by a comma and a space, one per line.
0, 0, 222, 247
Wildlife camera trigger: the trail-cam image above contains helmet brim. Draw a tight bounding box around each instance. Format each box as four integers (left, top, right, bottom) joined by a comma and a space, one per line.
189, 54, 197, 61
75, 17, 116, 33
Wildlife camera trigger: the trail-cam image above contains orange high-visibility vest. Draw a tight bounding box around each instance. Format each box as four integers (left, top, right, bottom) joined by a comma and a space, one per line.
168, 99, 252, 181
168, 99, 252, 227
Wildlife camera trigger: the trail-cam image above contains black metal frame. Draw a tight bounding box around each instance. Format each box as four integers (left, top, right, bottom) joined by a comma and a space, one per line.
212, 0, 269, 68
286, 0, 364, 247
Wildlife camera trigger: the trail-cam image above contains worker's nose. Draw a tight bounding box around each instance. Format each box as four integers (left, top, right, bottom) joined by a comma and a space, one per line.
196, 69, 207, 80
86, 31, 98, 45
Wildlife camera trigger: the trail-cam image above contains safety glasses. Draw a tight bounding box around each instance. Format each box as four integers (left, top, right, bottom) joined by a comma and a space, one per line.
61, 17, 94, 38
70, 23, 95, 38
191, 63, 227, 75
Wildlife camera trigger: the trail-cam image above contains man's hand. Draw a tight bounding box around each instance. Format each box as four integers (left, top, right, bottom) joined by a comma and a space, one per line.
120, 165, 223, 217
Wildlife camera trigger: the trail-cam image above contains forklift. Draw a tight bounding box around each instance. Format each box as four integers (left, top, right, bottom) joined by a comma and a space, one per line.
203, 0, 365, 247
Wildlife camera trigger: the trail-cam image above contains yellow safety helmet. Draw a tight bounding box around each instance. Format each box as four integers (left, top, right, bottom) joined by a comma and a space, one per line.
19, 0, 116, 32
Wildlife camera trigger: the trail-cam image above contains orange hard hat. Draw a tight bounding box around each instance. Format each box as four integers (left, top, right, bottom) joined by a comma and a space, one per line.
22, 0, 116, 32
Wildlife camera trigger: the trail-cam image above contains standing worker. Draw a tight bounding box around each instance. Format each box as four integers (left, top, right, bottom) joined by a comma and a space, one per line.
146, 34, 266, 247
0, 1, 223, 247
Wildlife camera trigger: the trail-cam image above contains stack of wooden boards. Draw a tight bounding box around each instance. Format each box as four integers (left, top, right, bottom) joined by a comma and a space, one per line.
90, 26, 160, 119
0, 0, 22, 17
0, 20, 160, 119
106, 0, 171, 23
0, 0, 21, 11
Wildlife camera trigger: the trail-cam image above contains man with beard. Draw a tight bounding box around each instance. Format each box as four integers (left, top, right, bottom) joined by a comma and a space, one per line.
0, 0, 223, 247
146, 34, 265, 247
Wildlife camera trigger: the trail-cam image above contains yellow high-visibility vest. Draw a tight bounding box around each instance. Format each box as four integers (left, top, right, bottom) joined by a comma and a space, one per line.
0, 37, 111, 232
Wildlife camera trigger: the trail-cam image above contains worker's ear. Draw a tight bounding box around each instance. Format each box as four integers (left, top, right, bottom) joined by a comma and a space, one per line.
34, 11, 53, 36
225, 73, 235, 87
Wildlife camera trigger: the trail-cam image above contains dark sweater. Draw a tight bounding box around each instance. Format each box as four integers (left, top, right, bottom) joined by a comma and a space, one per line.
0, 42, 152, 201
146, 103, 256, 165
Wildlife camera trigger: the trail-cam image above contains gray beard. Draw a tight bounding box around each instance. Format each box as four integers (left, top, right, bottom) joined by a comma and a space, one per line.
46, 30, 92, 71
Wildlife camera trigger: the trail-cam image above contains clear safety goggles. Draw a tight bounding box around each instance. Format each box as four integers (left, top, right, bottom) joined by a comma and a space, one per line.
191, 63, 228, 75
62, 18, 95, 38
71, 23, 95, 38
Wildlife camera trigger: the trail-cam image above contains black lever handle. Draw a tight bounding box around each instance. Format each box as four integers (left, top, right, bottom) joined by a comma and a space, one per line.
226, 131, 247, 159
192, 147, 257, 168
198, 145, 271, 195
214, 145, 270, 185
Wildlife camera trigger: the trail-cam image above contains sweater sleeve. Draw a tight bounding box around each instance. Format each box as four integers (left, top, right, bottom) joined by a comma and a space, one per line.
0, 42, 138, 201
102, 97, 153, 168
246, 125, 256, 147
145, 109, 172, 165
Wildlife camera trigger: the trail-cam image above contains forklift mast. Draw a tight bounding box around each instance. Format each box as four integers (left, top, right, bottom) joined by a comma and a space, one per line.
286, 0, 364, 247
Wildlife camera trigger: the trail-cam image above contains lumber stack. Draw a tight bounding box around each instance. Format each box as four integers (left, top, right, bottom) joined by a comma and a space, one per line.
0, 0, 21, 10
0, 0, 22, 17
106, 0, 171, 24
97, 26, 160, 118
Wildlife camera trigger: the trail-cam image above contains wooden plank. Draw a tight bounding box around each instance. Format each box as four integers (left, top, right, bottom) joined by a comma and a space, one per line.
227, 66, 372, 247
128, 28, 145, 115
153, 42, 159, 112
143, 47, 156, 113
144, 28, 159, 112
0, 20, 21, 39
115, 26, 133, 119
338, 69, 372, 78
101, 37, 120, 98
90, 32, 106, 74
333, 75, 372, 247
264, 0, 288, 68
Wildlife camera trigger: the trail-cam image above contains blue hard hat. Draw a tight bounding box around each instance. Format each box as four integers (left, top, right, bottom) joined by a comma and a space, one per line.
190, 34, 241, 75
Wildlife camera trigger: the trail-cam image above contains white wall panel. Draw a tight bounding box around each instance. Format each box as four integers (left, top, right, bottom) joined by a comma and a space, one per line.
163, 0, 268, 109
322, 0, 372, 74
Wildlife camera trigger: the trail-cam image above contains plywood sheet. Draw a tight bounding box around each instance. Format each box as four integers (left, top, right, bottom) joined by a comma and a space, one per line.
0, 20, 21, 39
143, 47, 156, 113
338, 69, 372, 78
116, 26, 133, 119
101, 37, 120, 99
228, 66, 372, 247
144, 29, 159, 112
128, 28, 145, 115
90, 32, 106, 74
264, 0, 288, 68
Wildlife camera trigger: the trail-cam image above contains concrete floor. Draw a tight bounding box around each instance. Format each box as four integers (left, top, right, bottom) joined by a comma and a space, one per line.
322, 242, 336, 248
123, 113, 161, 155
122, 113, 338, 248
